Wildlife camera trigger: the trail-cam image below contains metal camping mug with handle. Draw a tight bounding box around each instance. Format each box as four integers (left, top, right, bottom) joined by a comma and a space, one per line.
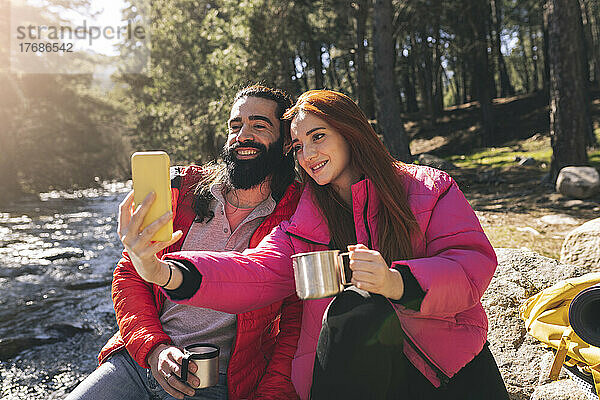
180, 343, 220, 389
291, 250, 351, 299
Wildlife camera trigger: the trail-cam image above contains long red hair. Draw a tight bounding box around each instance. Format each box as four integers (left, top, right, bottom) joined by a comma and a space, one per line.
283, 90, 420, 262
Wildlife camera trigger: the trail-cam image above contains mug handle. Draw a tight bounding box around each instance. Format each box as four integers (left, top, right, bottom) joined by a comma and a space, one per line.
338, 252, 351, 286
181, 352, 191, 382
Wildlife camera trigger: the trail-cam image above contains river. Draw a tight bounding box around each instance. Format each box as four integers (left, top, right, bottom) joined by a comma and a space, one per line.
0, 182, 131, 399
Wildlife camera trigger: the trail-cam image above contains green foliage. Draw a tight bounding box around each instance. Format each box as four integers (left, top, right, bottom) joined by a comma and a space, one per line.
121, 0, 362, 166
119, 0, 240, 165
2, 0, 598, 200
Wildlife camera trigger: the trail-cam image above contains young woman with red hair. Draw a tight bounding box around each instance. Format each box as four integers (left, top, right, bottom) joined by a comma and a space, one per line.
123, 90, 509, 399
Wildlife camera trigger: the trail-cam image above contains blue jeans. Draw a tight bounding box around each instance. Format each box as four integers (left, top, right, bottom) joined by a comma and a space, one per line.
65, 350, 227, 400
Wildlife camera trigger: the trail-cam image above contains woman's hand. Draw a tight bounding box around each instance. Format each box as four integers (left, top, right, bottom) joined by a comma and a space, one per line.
117, 191, 183, 285
348, 244, 404, 300
147, 344, 199, 399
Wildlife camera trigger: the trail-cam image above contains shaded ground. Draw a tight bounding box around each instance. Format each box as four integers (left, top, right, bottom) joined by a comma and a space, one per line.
406, 88, 600, 157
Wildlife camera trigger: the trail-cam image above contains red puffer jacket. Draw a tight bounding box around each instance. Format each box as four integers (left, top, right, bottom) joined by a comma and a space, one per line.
98, 165, 302, 399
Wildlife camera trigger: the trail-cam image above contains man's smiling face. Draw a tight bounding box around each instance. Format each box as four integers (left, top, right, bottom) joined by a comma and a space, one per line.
223, 96, 284, 189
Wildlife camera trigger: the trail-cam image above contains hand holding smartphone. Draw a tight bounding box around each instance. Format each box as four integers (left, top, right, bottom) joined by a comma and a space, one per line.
131, 151, 173, 242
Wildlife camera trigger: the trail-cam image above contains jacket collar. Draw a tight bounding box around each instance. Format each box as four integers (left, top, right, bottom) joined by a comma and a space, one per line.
285, 177, 379, 246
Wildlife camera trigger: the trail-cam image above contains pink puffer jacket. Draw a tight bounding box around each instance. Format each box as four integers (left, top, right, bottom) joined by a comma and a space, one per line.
163, 164, 497, 400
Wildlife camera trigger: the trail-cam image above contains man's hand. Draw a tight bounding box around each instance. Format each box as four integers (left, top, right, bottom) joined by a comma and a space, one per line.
147, 344, 200, 399
117, 191, 183, 285
348, 244, 404, 300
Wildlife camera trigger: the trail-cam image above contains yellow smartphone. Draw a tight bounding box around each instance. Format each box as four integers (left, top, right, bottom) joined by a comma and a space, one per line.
131, 151, 173, 242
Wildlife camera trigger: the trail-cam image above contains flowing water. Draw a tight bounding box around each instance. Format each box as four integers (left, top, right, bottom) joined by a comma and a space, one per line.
0, 182, 131, 399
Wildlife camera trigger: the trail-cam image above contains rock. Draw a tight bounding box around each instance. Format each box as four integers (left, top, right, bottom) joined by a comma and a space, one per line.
518, 157, 537, 166
40, 247, 85, 261
46, 323, 92, 337
0, 323, 91, 360
416, 154, 456, 171
556, 166, 600, 199
483, 248, 585, 400
539, 214, 580, 226
565, 200, 599, 210
0, 336, 60, 360
560, 218, 600, 272
40, 248, 85, 261
530, 379, 590, 400
65, 279, 112, 290
562, 200, 585, 208
516, 227, 541, 236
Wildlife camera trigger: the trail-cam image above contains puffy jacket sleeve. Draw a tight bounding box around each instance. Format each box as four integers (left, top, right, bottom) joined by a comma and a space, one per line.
392, 179, 497, 317
250, 294, 302, 400
112, 250, 171, 368
163, 221, 297, 314
110, 171, 187, 368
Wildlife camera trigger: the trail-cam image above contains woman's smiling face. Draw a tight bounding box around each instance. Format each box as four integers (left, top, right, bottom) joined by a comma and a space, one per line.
290, 111, 359, 192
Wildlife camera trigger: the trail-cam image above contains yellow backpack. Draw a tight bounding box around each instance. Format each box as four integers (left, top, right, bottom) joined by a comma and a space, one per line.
519, 272, 600, 396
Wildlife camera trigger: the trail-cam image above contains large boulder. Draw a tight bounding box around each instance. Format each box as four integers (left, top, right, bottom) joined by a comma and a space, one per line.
483, 248, 592, 400
560, 218, 600, 272
556, 166, 600, 199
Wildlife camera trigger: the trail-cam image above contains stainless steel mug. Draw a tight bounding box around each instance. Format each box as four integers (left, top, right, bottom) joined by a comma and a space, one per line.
180, 343, 220, 389
291, 250, 351, 300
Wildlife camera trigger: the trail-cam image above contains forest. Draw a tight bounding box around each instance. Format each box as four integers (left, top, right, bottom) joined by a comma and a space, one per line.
1, 0, 598, 203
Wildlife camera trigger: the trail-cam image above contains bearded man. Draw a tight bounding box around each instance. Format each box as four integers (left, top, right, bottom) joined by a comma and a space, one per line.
66, 85, 302, 400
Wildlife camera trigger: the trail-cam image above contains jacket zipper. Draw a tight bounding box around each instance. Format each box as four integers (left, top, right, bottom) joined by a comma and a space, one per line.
362, 183, 450, 386
362, 188, 372, 249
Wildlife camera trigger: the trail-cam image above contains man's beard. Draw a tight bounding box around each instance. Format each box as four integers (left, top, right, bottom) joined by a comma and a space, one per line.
222, 135, 284, 190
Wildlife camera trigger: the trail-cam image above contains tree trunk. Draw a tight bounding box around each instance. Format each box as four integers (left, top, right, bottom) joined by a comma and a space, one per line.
529, 27, 540, 91
345, 60, 357, 95
579, 1, 597, 147
433, 24, 444, 115
461, 59, 469, 103
309, 38, 323, 89
443, 66, 458, 106
487, 2, 498, 99
542, 14, 551, 92
580, 0, 593, 84
519, 27, 531, 93
356, 0, 375, 118
289, 56, 303, 94
413, 33, 435, 123
492, 0, 516, 98
326, 46, 340, 89
466, 0, 495, 145
453, 54, 463, 105
546, 0, 592, 182
404, 53, 419, 112
588, 0, 600, 82
435, 67, 444, 113
373, 0, 411, 161
298, 55, 309, 91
